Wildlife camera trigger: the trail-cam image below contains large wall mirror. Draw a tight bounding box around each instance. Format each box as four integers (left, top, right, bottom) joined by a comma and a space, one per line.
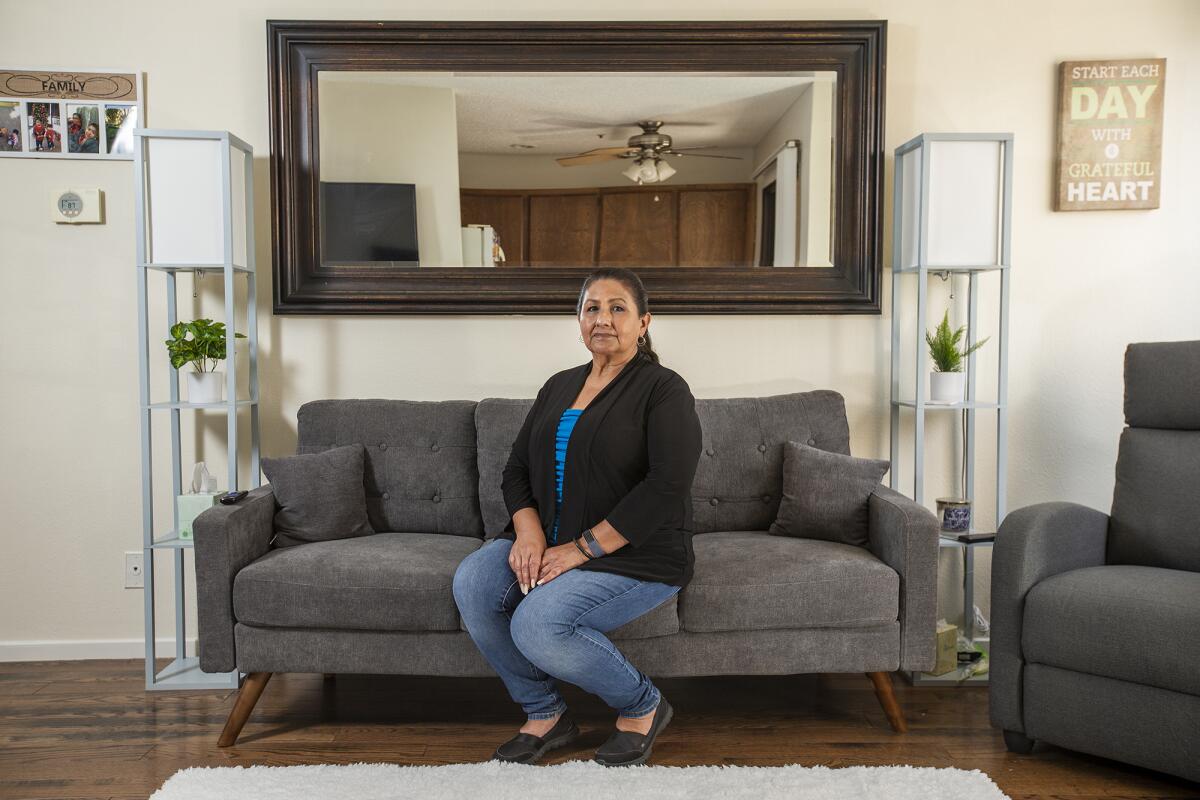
268, 21, 886, 314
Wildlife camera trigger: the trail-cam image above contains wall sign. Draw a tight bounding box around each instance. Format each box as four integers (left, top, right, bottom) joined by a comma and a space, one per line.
0, 69, 144, 160
1055, 58, 1166, 211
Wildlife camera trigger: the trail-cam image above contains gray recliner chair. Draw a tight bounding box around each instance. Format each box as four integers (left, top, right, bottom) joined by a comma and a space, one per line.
989, 340, 1200, 784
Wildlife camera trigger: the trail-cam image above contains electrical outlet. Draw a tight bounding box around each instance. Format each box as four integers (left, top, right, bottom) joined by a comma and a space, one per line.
125, 551, 144, 589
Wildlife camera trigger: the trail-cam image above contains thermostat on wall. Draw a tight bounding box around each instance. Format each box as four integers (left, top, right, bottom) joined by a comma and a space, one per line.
50, 188, 104, 224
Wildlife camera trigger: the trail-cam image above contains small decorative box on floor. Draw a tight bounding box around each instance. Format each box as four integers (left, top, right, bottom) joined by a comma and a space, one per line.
930, 620, 959, 676
177, 492, 221, 539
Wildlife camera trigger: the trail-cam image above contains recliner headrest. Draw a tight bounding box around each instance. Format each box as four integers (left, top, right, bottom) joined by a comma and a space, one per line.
1124, 340, 1200, 430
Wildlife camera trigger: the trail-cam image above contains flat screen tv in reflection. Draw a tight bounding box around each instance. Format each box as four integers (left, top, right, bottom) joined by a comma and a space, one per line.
320, 181, 419, 266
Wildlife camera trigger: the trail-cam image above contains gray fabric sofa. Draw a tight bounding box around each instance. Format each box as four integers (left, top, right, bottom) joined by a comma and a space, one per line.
989, 341, 1200, 784
196, 388, 939, 746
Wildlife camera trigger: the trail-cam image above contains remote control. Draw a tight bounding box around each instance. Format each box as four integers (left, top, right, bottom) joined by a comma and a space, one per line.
219, 490, 249, 505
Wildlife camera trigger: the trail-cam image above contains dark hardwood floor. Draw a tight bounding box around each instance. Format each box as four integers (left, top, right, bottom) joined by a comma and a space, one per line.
1, 659, 1196, 799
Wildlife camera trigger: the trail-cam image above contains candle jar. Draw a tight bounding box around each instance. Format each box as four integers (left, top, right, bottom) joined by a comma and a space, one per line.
935, 497, 972, 533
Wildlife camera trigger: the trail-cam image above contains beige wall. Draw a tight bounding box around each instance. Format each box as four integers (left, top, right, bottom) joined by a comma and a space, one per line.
318, 78, 463, 265
754, 80, 836, 266
803, 81, 834, 266
1, 1, 1197, 660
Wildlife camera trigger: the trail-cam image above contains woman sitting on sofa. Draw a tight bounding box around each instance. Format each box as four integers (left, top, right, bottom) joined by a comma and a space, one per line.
452, 267, 703, 768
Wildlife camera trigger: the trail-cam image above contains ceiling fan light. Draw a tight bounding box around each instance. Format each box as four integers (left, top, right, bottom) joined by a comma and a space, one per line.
621, 161, 644, 182
655, 160, 677, 181
638, 161, 659, 183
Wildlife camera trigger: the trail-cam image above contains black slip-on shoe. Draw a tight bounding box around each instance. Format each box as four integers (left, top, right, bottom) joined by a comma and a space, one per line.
491, 713, 580, 764
593, 696, 674, 767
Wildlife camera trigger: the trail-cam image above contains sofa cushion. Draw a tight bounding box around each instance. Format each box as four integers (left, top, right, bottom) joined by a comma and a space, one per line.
234, 532, 480, 632
678, 531, 899, 633
768, 441, 889, 548
297, 399, 485, 538
260, 443, 375, 548
1022, 564, 1200, 697
455, 590, 680, 640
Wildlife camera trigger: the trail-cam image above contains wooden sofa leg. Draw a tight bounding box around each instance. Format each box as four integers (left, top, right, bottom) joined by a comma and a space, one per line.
866, 671, 908, 732
218, 671, 273, 747
1003, 729, 1036, 754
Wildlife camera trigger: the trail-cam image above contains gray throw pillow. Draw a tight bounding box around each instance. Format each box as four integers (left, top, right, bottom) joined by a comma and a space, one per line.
261, 443, 375, 548
768, 441, 890, 548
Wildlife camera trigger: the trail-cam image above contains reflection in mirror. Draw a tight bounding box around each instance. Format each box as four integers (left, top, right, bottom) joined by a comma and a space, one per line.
316, 71, 836, 269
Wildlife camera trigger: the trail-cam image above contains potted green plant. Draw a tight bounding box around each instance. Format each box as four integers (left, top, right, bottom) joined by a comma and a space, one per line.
164, 319, 246, 404
925, 310, 989, 403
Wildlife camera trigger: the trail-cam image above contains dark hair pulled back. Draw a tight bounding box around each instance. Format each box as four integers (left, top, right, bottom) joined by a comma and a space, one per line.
575, 268, 660, 364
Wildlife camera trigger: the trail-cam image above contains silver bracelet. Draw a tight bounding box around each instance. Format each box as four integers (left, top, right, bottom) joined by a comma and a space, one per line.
581, 527, 606, 557
572, 536, 594, 559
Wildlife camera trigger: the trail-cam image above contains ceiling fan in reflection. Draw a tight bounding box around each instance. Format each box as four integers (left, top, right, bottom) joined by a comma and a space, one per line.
554, 120, 742, 184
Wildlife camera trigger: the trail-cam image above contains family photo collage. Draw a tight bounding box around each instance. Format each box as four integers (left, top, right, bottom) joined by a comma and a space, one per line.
0, 70, 143, 160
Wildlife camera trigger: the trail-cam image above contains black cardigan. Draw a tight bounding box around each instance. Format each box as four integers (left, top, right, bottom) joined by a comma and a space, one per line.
497, 352, 703, 587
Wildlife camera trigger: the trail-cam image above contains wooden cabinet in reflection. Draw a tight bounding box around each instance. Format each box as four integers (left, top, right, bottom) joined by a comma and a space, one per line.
460, 183, 756, 267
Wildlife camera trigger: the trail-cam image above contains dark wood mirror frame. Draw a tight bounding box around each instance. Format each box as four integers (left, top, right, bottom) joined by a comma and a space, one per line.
267, 20, 886, 315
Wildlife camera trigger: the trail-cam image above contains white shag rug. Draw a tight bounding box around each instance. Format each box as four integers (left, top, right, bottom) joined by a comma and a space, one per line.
150, 760, 1011, 799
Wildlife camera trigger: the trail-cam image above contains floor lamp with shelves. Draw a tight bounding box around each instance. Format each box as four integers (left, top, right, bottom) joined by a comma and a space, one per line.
888, 132, 1013, 686
134, 129, 260, 690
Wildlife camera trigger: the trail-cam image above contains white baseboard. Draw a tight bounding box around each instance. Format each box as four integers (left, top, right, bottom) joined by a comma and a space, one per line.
0, 637, 199, 663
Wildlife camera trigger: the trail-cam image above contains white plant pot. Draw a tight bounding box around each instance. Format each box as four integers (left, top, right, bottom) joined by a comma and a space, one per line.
188, 371, 225, 404
929, 371, 965, 403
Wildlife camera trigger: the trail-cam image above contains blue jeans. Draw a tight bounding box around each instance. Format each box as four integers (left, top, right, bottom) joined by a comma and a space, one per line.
452, 536, 681, 720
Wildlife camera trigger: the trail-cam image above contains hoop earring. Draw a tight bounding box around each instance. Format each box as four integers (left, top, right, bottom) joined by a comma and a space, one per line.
637, 335, 646, 346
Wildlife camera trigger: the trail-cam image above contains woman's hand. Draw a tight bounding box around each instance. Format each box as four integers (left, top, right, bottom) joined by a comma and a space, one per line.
509, 532, 546, 594
534, 541, 590, 587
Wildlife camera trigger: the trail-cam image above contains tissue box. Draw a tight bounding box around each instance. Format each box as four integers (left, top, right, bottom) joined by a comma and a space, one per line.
177, 492, 222, 540
931, 621, 959, 675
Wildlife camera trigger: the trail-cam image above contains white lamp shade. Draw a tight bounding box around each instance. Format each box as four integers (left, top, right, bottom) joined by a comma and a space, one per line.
145, 136, 248, 266
927, 140, 1003, 266
898, 147, 922, 270
898, 138, 1006, 269
655, 159, 677, 181
622, 161, 643, 182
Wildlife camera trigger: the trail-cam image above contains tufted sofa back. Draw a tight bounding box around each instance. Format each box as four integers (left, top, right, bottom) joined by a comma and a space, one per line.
294, 389, 851, 540
296, 399, 485, 538
474, 398, 536, 537
690, 390, 850, 533
473, 389, 850, 537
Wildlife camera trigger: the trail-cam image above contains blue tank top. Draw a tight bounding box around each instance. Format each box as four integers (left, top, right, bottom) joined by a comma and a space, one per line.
551, 408, 583, 543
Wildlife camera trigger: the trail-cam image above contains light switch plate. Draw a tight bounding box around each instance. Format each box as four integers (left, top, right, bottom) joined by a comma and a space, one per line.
51, 187, 104, 224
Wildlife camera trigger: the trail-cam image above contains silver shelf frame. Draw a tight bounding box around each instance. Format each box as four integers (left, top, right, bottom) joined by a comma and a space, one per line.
908, 536, 994, 686
887, 132, 1013, 687
134, 129, 260, 691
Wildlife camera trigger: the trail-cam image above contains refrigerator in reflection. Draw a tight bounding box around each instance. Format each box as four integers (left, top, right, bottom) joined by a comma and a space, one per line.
460, 224, 505, 267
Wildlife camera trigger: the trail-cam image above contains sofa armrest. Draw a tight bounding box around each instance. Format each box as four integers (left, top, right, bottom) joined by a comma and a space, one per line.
194, 485, 276, 673
867, 484, 940, 672
988, 501, 1108, 733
